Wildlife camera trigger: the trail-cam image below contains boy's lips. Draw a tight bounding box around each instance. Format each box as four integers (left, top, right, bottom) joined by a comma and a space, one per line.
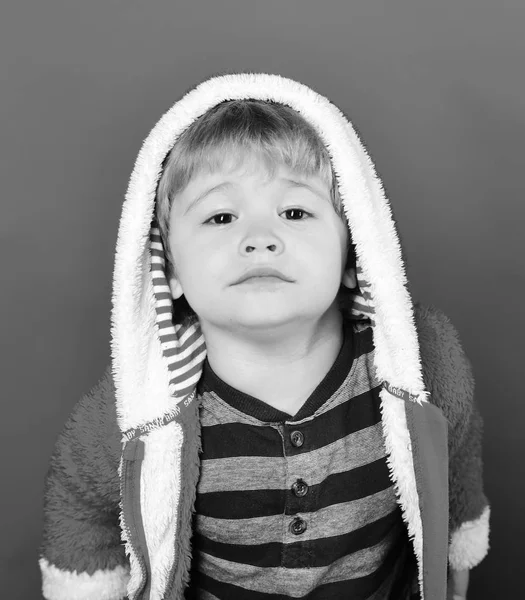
232, 266, 294, 285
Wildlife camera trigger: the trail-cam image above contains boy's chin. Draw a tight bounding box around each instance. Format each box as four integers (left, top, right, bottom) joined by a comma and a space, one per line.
202, 307, 332, 332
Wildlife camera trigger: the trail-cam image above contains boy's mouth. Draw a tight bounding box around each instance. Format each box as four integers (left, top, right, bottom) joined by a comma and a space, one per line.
232, 266, 293, 285
237, 276, 289, 286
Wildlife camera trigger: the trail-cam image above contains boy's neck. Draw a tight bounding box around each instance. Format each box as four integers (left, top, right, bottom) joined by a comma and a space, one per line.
200, 307, 345, 417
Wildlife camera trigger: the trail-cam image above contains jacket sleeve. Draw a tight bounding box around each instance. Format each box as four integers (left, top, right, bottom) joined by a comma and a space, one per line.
414, 303, 490, 571
38, 364, 130, 600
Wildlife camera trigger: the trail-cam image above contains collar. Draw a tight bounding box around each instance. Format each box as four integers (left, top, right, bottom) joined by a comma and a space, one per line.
197, 318, 355, 423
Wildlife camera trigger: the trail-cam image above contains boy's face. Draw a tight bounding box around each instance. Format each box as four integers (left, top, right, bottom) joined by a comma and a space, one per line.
167, 157, 351, 335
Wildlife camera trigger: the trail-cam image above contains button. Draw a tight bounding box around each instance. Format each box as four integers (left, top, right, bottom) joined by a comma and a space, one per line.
291, 479, 308, 497
290, 430, 304, 447
289, 517, 307, 535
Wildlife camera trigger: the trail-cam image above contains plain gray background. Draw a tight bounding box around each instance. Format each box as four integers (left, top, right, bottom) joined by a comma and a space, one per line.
1, 1, 523, 598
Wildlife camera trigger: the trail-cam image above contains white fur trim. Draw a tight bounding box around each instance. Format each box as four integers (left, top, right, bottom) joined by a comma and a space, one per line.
140, 423, 184, 599
379, 390, 424, 600
39, 557, 129, 600
448, 505, 490, 570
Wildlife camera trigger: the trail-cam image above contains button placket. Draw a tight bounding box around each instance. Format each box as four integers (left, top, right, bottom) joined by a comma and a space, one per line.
283, 425, 310, 549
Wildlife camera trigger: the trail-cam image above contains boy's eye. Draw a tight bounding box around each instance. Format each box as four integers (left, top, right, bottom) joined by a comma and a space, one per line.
203, 208, 312, 226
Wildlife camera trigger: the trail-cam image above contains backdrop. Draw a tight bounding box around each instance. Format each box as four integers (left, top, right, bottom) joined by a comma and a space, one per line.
2, 1, 523, 597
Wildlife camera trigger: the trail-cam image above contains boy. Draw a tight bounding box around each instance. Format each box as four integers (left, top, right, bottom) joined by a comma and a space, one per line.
39, 72, 490, 600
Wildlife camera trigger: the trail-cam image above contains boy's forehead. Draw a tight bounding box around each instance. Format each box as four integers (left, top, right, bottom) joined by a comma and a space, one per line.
188, 161, 328, 194
177, 165, 330, 217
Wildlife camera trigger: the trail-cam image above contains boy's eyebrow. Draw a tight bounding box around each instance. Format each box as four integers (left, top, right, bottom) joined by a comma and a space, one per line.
183, 178, 328, 216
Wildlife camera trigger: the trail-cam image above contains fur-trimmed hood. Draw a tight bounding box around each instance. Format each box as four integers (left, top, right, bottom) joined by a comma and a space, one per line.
111, 72, 433, 597
39, 71, 490, 600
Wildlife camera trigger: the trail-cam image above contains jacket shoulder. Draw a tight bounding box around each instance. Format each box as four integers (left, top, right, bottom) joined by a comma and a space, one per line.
49, 363, 122, 507
413, 302, 475, 429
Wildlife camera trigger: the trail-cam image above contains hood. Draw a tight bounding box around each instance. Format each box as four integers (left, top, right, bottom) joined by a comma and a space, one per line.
110, 71, 430, 597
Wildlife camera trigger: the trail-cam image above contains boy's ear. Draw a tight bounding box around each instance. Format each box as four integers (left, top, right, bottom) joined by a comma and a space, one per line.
168, 276, 184, 300
342, 267, 357, 289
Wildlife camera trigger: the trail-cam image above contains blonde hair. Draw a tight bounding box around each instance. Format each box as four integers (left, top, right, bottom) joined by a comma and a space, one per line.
154, 99, 356, 324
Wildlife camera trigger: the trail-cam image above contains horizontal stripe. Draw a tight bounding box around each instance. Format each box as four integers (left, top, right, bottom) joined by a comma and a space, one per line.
196, 420, 386, 493
195, 486, 398, 545
169, 353, 207, 383
194, 507, 401, 568
192, 521, 404, 597
196, 456, 393, 518
150, 248, 166, 258
191, 524, 407, 599
353, 301, 376, 315
156, 291, 173, 301
199, 387, 381, 460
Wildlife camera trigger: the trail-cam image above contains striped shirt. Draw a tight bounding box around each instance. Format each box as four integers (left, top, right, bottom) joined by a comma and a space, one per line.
186, 319, 419, 599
